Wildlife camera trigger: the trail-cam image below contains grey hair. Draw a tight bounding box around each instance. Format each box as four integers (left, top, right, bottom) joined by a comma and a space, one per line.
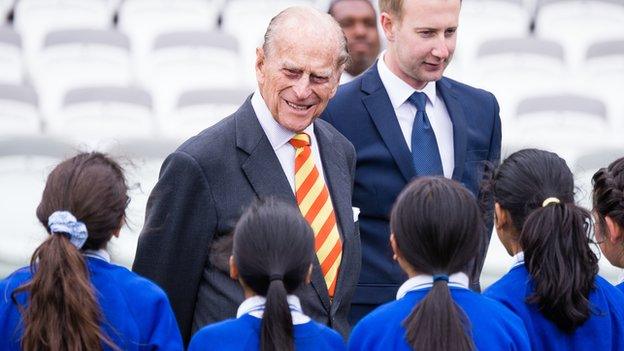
262, 6, 351, 69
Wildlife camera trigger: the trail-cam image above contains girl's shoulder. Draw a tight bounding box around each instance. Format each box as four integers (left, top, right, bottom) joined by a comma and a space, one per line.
0, 266, 33, 301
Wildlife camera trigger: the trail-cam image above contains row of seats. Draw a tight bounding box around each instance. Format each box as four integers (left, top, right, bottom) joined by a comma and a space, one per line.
0, 84, 250, 144
1, 134, 620, 285
1, 82, 621, 157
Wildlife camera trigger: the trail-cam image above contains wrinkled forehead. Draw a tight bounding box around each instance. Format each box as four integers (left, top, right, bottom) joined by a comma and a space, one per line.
268, 33, 341, 74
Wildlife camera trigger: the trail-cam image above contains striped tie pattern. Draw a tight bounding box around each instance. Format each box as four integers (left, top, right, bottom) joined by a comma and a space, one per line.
289, 132, 342, 297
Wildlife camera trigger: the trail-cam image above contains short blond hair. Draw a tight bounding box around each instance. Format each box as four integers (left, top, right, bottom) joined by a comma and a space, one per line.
378, 0, 404, 19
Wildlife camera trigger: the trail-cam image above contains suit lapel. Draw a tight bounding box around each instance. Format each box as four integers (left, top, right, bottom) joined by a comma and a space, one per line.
362, 63, 415, 182
315, 121, 352, 312
437, 78, 467, 181
236, 97, 295, 204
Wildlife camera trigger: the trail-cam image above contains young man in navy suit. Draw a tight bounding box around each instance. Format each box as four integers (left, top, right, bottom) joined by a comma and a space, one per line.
323, 0, 501, 323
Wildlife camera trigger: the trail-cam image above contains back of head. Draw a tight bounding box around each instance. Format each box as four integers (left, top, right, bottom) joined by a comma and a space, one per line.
492, 148, 597, 332
592, 156, 624, 233
14, 152, 128, 351
391, 177, 482, 351
233, 198, 314, 351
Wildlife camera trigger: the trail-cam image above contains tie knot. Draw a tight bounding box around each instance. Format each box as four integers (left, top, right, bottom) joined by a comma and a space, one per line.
289, 133, 310, 148
408, 91, 427, 111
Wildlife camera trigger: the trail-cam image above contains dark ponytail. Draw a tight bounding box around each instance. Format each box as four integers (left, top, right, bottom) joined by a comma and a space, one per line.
233, 198, 314, 351
492, 149, 598, 332
12, 152, 129, 350
391, 177, 482, 351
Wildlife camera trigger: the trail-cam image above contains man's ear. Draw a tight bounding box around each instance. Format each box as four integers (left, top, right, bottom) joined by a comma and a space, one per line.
605, 216, 624, 244
380, 12, 396, 42
229, 255, 238, 280
255, 47, 266, 83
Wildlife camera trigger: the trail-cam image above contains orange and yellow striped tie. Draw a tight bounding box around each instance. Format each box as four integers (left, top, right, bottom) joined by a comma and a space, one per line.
290, 132, 342, 298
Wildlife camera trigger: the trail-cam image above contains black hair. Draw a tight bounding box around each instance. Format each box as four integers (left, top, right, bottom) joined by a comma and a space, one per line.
592, 156, 624, 236
491, 148, 597, 333
233, 198, 315, 351
391, 177, 482, 351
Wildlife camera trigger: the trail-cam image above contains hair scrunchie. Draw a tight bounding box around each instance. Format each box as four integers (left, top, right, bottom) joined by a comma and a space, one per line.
48, 211, 88, 249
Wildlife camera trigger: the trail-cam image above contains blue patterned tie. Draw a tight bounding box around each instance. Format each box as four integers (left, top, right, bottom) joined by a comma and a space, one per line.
408, 92, 443, 176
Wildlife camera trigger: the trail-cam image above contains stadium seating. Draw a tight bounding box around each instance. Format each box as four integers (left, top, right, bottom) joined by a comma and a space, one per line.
163, 87, 250, 141
0, 83, 40, 136
0, 26, 22, 84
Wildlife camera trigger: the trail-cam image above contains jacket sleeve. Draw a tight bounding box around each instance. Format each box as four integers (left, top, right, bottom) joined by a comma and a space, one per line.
132, 150, 218, 344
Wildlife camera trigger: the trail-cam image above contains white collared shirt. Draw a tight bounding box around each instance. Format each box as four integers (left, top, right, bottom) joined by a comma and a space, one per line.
511, 251, 525, 269
339, 71, 354, 85
396, 272, 470, 300
83, 248, 111, 263
251, 91, 326, 193
237, 294, 311, 325
377, 51, 455, 178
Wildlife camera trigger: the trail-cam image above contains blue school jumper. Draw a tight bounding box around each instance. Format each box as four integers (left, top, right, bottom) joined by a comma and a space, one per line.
0, 253, 183, 350
348, 273, 531, 351
188, 295, 345, 351
617, 282, 624, 294
485, 261, 624, 351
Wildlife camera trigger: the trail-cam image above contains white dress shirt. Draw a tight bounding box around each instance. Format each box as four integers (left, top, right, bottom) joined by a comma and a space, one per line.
251, 91, 326, 193
396, 272, 470, 300
377, 51, 455, 178
510, 251, 525, 269
237, 294, 311, 325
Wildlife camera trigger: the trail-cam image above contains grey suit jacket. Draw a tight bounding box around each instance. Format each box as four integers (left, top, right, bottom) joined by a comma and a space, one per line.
132, 97, 360, 344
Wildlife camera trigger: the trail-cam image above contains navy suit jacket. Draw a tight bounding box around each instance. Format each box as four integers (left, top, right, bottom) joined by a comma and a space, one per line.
323, 63, 501, 306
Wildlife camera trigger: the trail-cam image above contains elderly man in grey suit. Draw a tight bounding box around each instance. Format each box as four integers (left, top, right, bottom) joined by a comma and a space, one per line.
132, 6, 360, 345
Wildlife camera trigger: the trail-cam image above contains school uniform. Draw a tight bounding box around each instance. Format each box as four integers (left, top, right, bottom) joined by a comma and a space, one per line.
617, 282, 624, 294
0, 250, 183, 351
348, 273, 531, 351
485, 252, 624, 351
188, 295, 346, 351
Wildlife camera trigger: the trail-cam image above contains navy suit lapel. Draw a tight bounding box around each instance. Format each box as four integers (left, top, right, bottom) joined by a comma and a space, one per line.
437, 78, 467, 182
361, 63, 415, 182
235, 97, 295, 204
315, 121, 352, 312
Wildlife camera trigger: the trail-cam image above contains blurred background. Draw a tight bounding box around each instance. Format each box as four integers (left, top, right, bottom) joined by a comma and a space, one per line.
0, 0, 622, 288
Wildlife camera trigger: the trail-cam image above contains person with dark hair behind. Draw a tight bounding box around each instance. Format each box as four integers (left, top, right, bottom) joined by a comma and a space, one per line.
484, 149, 624, 350
188, 198, 346, 351
349, 177, 530, 350
0, 152, 183, 350
592, 156, 624, 293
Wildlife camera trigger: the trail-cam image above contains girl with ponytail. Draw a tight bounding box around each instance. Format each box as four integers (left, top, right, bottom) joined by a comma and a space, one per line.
188, 198, 345, 351
592, 156, 624, 293
484, 149, 624, 350
0, 152, 183, 350
349, 177, 530, 351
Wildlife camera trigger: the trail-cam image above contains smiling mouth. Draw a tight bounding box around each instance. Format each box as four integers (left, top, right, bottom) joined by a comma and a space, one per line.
285, 100, 313, 111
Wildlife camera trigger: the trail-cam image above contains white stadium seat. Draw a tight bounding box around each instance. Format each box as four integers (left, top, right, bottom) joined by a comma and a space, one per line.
31, 29, 132, 121
49, 86, 155, 149
456, 0, 531, 67
0, 136, 75, 277
117, 0, 220, 76
0, 83, 40, 136
505, 93, 614, 163
535, 0, 624, 67
13, 0, 113, 68
144, 30, 246, 117
162, 87, 250, 141
0, 26, 22, 84
469, 37, 568, 122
